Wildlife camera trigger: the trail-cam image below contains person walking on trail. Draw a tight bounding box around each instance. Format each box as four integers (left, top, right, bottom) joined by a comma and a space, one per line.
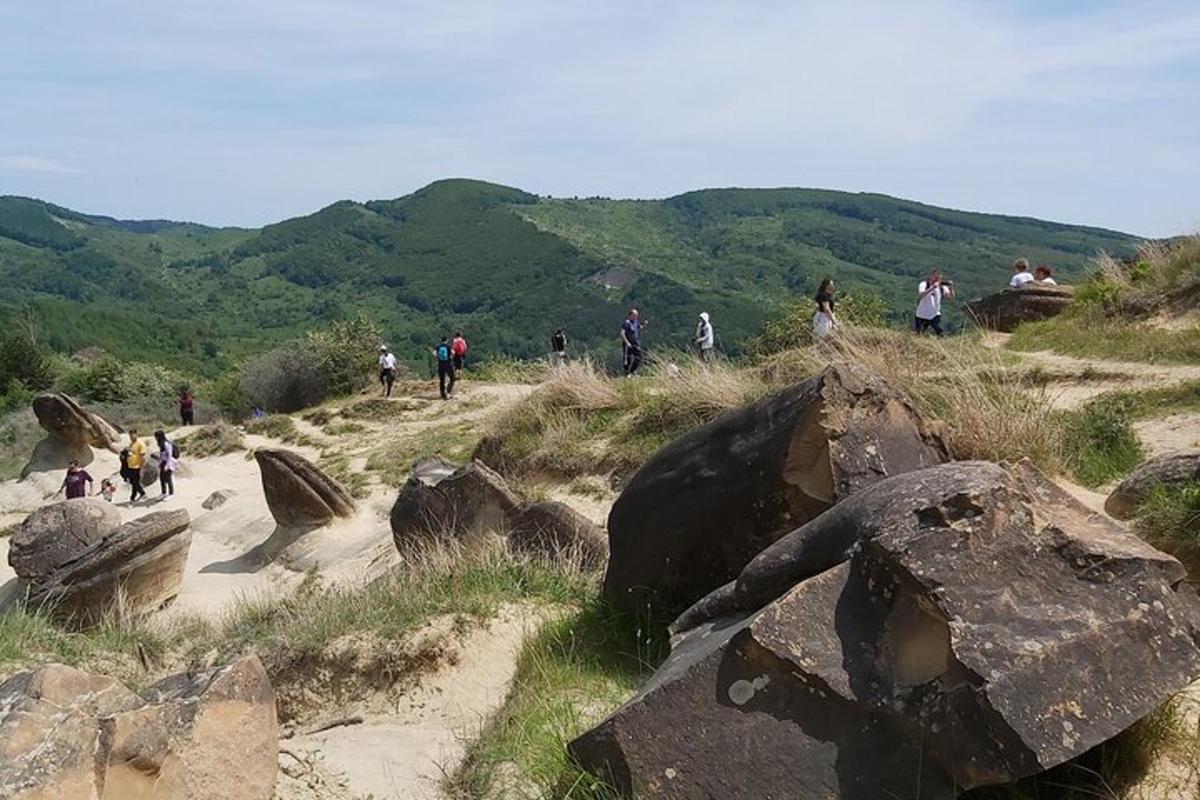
154, 429, 179, 500
378, 345, 398, 398
434, 337, 456, 400
1009, 258, 1035, 289
550, 328, 568, 368
915, 269, 954, 337
694, 312, 715, 363
178, 390, 195, 426
621, 309, 645, 377
56, 459, 94, 499
451, 332, 468, 377
813, 278, 838, 341
125, 429, 149, 502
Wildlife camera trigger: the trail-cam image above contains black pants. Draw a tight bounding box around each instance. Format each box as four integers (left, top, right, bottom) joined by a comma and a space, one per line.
438, 361, 456, 399
623, 345, 642, 376
180, 409, 194, 426
452, 354, 464, 374
160, 469, 174, 496
380, 368, 396, 397
914, 315, 944, 337
129, 470, 146, 501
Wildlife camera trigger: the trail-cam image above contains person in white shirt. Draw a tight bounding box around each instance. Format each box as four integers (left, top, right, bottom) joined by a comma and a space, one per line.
378, 345, 398, 398
1009, 258, 1035, 289
914, 269, 954, 336
1034, 265, 1057, 285
694, 312, 715, 363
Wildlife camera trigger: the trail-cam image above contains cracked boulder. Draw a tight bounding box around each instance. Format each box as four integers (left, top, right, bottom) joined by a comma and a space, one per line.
8, 497, 121, 580
22, 393, 123, 477
966, 284, 1074, 332
572, 460, 1200, 799
603, 362, 950, 617
390, 458, 521, 547
1106, 450, 1200, 520
0, 656, 277, 800
255, 448, 356, 528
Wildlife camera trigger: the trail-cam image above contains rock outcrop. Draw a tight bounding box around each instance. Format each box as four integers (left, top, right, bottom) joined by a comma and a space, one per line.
1106, 450, 1200, 520
508, 500, 608, 570
202, 488, 238, 510
255, 448, 356, 528
26, 509, 192, 626
7, 498, 121, 579
603, 363, 950, 617
22, 393, 122, 477
966, 284, 1074, 332
572, 460, 1200, 799
0, 656, 278, 800
390, 459, 522, 546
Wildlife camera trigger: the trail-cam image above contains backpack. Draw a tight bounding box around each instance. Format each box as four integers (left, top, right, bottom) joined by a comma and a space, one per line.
437, 344, 451, 361
171, 441, 181, 459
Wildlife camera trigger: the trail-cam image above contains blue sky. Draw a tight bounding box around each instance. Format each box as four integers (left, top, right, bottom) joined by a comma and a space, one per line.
1, 1, 1197, 236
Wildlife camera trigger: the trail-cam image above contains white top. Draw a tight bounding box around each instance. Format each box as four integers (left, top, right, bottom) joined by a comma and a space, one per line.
916, 281, 950, 320
379, 352, 397, 370
1038, 277, 1057, 286
1010, 271, 1035, 288
695, 317, 714, 349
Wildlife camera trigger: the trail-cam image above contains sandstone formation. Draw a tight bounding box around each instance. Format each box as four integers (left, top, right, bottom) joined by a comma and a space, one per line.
572, 461, 1200, 798
22, 393, 122, 477
390, 459, 521, 546
508, 500, 608, 570
27, 509, 192, 626
201, 488, 238, 510
603, 363, 950, 616
966, 284, 1074, 332
7, 498, 121, 579
255, 448, 356, 528
0, 656, 278, 800
1105, 450, 1200, 520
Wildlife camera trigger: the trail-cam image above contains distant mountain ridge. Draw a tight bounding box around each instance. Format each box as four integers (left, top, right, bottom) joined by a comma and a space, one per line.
0, 180, 1138, 373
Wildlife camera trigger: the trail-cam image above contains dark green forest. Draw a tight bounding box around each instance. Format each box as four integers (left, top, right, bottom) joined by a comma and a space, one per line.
0, 179, 1138, 373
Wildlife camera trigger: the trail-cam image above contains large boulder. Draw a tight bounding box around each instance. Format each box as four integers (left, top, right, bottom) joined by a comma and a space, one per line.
572, 461, 1200, 798
390, 459, 522, 546
22, 393, 122, 477
255, 448, 356, 528
0, 656, 277, 800
27, 509, 192, 626
1106, 450, 1200, 520
966, 284, 1074, 332
7, 498, 121, 579
508, 500, 608, 570
603, 363, 950, 617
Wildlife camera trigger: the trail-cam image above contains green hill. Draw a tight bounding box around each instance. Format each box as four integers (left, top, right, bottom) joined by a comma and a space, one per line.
0, 180, 1138, 373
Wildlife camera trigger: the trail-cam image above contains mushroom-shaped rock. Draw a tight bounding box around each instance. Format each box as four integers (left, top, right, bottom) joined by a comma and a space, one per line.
508, 501, 608, 570
0, 656, 278, 800
572, 460, 1200, 799
8, 497, 121, 579
390, 459, 521, 546
603, 362, 950, 617
22, 393, 123, 476
966, 284, 1074, 332
28, 508, 192, 626
1106, 450, 1200, 520
254, 448, 356, 528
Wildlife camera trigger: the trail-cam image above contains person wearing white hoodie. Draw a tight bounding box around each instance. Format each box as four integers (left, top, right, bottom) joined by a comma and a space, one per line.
694, 312, 715, 363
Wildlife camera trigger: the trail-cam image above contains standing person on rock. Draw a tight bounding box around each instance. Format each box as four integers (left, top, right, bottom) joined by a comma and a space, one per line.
55, 459, 94, 499
178, 389, 195, 426
378, 345, 398, 398
550, 328, 568, 368
621, 309, 645, 377
434, 336, 456, 400
694, 312, 715, 363
813, 277, 837, 341
125, 429, 149, 503
914, 269, 954, 337
451, 332, 468, 378
154, 429, 179, 500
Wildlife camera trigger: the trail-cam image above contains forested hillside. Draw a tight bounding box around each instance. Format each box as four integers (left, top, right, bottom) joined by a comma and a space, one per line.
0, 180, 1137, 372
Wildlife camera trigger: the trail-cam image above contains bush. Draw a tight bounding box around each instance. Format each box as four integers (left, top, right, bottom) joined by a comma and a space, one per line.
306, 314, 385, 398
0, 331, 53, 393
239, 342, 325, 413
1060, 399, 1142, 487
60, 356, 187, 403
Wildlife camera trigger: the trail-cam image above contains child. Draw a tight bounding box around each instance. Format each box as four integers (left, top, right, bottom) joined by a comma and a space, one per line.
100, 478, 117, 502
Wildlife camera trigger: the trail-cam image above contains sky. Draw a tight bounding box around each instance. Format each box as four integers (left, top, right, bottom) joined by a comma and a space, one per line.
1, 1, 1198, 236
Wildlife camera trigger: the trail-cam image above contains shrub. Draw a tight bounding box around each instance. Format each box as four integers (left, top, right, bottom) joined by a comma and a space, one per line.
306, 314, 385, 398
1059, 399, 1142, 487
239, 342, 325, 413
0, 331, 53, 393
60, 356, 187, 403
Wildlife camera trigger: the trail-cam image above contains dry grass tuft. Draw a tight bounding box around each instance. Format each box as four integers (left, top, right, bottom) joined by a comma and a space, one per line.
179, 421, 246, 458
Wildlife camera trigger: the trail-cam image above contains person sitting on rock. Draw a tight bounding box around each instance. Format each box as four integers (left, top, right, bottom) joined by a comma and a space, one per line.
1009, 258, 1035, 289
1034, 265, 1057, 285
56, 459, 94, 499
154, 429, 179, 500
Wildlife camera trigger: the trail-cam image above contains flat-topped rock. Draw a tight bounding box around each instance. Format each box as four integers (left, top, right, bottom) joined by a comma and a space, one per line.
966, 284, 1074, 332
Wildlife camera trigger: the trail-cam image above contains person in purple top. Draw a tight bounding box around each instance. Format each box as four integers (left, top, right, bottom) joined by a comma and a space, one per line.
57, 460, 94, 499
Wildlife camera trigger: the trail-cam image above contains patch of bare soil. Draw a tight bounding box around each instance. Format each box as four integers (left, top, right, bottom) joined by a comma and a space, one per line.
1136, 413, 1200, 459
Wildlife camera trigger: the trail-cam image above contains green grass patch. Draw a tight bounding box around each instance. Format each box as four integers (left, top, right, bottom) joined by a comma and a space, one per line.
244, 414, 318, 448
180, 422, 245, 458
1135, 481, 1200, 576
1008, 316, 1200, 365
340, 396, 428, 420
365, 421, 482, 485
470, 357, 550, 385
322, 421, 367, 436
1058, 400, 1143, 487
317, 452, 371, 499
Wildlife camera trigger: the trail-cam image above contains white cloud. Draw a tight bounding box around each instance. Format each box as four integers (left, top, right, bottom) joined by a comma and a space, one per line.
0, 156, 79, 174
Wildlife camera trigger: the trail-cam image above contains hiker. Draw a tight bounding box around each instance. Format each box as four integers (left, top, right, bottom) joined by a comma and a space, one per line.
1010, 258, 1035, 289
813, 277, 837, 341
378, 345, 398, 398
1035, 265, 1057, 285
915, 269, 954, 337
694, 312, 715, 363
125, 429, 148, 502
178, 389, 195, 426
56, 459, 94, 499
451, 332, 468, 377
251, 406, 267, 419
550, 328, 568, 368
154, 429, 179, 499
434, 336, 456, 400
621, 309, 644, 377
99, 478, 117, 502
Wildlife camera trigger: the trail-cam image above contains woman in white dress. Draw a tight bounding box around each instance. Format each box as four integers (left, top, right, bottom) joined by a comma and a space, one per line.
812, 277, 837, 341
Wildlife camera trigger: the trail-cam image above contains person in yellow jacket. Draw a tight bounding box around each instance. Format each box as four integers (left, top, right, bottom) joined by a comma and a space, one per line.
125, 429, 149, 502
